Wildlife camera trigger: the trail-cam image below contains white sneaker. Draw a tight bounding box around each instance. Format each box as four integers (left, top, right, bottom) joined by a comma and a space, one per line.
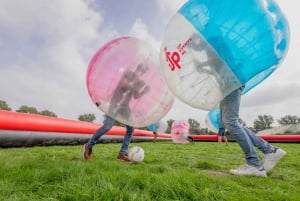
229, 164, 267, 177
263, 147, 286, 172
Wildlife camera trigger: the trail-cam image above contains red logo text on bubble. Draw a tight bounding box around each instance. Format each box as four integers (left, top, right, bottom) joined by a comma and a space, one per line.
164, 37, 192, 71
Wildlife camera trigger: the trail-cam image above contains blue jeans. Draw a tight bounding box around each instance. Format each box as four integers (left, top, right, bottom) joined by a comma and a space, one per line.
220, 87, 273, 168
218, 127, 225, 136
88, 115, 134, 155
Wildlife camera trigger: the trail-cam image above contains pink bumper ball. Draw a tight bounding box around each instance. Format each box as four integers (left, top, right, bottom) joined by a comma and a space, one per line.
171, 120, 190, 144
86, 37, 174, 127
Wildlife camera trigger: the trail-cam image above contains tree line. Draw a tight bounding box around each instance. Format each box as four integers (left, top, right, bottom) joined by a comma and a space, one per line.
1, 100, 299, 133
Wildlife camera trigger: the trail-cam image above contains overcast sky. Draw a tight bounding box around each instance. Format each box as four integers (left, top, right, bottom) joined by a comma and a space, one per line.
0, 0, 299, 128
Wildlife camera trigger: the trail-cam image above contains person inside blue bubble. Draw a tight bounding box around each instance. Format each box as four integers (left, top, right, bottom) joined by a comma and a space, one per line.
171, 0, 289, 177
83, 63, 150, 162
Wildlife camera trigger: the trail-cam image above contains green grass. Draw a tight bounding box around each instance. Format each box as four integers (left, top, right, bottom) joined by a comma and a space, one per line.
0, 142, 299, 201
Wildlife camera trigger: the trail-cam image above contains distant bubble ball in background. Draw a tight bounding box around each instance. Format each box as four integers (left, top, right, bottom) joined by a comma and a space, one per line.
205, 108, 222, 133
148, 120, 168, 134
171, 120, 190, 144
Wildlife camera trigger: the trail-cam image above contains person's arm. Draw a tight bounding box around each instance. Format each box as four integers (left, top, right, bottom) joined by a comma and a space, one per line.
133, 80, 150, 99
117, 71, 131, 89
134, 86, 150, 99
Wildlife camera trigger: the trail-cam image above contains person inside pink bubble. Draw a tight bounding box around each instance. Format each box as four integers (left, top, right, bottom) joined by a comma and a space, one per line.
83, 63, 150, 162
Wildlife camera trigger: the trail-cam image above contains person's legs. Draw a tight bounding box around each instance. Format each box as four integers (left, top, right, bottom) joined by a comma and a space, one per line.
218, 127, 225, 144
222, 136, 228, 145
88, 115, 115, 148
117, 125, 134, 162
218, 136, 222, 144
220, 87, 262, 168
220, 87, 285, 175
153, 131, 158, 143
83, 116, 115, 160
242, 127, 272, 154
263, 147, 286, 172
187, 136, 194, 143
119, 125, 134, 155
242, 127, 286, 172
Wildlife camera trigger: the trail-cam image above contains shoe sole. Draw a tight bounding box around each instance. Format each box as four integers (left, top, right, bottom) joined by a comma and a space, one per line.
229, 170, 267, 177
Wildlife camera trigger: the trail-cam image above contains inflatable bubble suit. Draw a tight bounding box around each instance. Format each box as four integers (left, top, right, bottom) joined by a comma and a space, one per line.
86, 37, 174, 127
160, 0, 290, 110
205, 108, 222, 133
171, 120, 190, 143
147, 120, 168, 133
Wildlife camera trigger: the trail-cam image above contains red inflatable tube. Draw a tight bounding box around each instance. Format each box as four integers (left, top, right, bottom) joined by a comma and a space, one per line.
0, 110, 171, 138
191, 134, 218, 141
0, 110, 100, 133
259, 134, 300, 142
191, 134, 300, 142
1, 110, 299, 143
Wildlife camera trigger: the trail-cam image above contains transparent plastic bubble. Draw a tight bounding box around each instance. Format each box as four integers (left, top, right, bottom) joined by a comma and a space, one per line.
205, 108, 221, 133
147, 120, 168, 133
160, 0, 289, 110
87, 37, 174, 127
171, 120, 190, 144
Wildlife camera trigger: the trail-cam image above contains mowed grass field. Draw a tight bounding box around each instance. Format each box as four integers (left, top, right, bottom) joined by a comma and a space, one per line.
0, 141, 299, 201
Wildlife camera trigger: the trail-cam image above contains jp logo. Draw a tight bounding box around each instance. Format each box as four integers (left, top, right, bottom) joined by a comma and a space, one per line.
163, 37, 192, 71
164, 47, 180, 71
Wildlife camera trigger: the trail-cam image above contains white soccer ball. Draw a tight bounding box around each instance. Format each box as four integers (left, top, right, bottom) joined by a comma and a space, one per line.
128, 146, 144, 162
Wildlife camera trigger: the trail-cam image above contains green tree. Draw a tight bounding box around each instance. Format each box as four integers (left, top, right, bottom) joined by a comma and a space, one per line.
0, 100, 11, 111
78, 113, 96, 122
199, 127, 209, 134
188, 118, 201, 134
39, 110, 57, 117
238, 118, 247, 127
278, 115, 300, 126
166, 119, 174, 134
253, 114, 274, 132
16, 105, 39, 114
